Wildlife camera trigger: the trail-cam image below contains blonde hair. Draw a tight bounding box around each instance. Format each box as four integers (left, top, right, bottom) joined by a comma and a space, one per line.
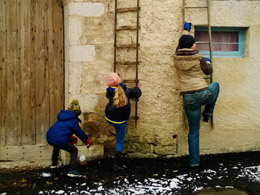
113, 85, 128, 108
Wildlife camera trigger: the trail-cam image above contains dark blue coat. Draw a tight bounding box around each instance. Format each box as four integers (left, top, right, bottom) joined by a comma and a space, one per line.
46, 110, 88, 145
105, 83, 142, 122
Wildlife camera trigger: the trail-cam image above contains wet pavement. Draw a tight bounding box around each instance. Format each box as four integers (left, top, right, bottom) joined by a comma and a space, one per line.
0, 151, 260, 195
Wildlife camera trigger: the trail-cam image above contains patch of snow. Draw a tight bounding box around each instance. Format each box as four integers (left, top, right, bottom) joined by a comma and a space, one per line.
193, 186, 203, 192
169, 180, 179, 188
225, 186, 234, 189
244, 165, 260, 182
41, 172, 51, 177
97, 186, 103, 191
124, 178, 129, 183
55, 190, 65, 194
204, 169, 216, 174
207, 176, 212, 180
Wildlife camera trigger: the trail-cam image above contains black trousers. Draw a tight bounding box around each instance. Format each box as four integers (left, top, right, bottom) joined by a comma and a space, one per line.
49, 142, 78, 170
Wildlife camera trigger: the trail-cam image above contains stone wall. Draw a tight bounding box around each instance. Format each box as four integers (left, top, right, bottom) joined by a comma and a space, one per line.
63, 0, 260, 158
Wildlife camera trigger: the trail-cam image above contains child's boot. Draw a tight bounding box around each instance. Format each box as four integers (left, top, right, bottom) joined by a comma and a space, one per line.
113, 151, 125, 172
50, 161, 58, 169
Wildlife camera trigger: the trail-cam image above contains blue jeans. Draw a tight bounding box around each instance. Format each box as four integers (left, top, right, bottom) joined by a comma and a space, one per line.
108, 121, 126, 152
183, 82, 219, 167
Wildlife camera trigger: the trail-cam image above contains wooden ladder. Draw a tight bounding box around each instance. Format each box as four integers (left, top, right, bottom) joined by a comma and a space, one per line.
183, 0, 214, 128
114, 0, 140, 127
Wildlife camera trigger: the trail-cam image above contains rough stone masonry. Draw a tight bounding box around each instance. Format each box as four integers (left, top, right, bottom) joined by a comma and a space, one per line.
62, 0, 260, 158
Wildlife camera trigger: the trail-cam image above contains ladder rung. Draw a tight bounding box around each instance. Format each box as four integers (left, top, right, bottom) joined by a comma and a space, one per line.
129, 116, 139, 120
116, 61, 140, 65
122, 79, 139, 83
196, 41, 210, 44
116, 26, 140, 31
117, 44, 140, 48
185, 6, 208, 9
116, 7, 140, 13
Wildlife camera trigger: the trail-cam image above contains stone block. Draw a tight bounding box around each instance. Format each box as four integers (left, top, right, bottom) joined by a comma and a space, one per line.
154, 145, 177, 156
69, 45, 95, 62
68, 62, 82, 93
68, 17, 82, 45
69, 3, 104, 17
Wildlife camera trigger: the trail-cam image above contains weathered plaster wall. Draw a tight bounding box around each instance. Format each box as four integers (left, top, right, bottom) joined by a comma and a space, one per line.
63, 0, 260, 158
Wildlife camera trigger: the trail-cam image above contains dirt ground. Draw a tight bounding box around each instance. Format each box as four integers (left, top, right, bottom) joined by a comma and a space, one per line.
0, 151, 260, 195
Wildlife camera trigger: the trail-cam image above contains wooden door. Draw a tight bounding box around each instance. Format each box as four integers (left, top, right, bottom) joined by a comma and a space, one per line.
0, 0, 64, 159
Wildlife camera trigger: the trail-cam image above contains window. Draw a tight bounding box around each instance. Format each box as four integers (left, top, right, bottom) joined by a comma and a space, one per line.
195, 27, 245, 58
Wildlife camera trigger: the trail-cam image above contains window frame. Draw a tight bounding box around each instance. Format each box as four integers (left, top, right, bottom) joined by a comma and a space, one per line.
195, 27, 245, 58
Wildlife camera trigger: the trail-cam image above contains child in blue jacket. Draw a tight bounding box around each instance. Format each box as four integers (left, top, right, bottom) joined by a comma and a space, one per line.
105, 72, 142, 171
46, 99, 91, 177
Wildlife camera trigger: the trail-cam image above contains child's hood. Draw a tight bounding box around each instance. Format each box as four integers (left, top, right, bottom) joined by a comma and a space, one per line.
57, 110, 77, 121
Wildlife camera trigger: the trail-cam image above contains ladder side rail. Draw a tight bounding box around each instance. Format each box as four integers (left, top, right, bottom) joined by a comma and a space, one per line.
183, 0, 186, 29
207, 0, 213, 83
207, 0, 214, 128
136, 0, 140, 85
134, 0, 140, 127
182, 0, 187, 130
114, 0, 118, 72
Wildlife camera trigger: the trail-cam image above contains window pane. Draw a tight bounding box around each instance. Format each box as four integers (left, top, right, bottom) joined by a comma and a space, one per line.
195, 31, 239, 51
195, 31, 209, 50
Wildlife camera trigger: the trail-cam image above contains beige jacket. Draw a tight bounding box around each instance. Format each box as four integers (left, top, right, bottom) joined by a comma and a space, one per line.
173, 49, 211, 94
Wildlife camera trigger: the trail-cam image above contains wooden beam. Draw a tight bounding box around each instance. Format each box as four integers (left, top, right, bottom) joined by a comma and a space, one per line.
0, 145, 52, 160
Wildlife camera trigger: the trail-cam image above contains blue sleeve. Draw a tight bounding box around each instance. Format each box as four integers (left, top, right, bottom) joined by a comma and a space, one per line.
71, 119, 88, 143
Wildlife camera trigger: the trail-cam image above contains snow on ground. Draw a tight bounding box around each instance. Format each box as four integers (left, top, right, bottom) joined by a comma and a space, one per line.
35, 165, 258, 195
244, 165, 260, 182
1, 162, 259, 195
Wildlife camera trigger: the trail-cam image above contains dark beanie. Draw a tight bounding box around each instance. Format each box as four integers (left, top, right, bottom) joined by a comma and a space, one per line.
178, 35, 196, 49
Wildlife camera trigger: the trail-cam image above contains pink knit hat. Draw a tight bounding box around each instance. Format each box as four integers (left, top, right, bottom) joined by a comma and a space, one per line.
106, 72, 121, 86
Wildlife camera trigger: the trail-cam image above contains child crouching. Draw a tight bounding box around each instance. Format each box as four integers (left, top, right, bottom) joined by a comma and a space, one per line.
46, 99, 91, 177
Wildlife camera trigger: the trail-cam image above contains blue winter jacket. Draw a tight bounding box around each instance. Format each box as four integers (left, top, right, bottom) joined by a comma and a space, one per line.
46, 110, 88, 145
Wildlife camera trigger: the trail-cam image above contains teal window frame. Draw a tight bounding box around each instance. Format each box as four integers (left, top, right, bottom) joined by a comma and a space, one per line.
195, 27, 245, 58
